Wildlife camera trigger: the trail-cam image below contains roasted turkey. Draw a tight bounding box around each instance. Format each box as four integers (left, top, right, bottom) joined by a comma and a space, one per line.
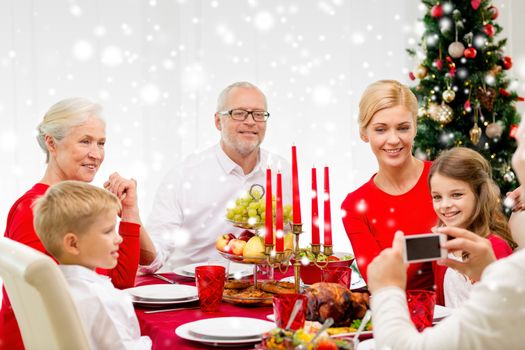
304, 282, 368, 326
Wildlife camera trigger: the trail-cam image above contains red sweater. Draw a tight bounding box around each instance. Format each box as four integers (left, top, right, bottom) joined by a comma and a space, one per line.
341, 161, 436, 290
0, 183, 141, 350
433, 234, 513, 306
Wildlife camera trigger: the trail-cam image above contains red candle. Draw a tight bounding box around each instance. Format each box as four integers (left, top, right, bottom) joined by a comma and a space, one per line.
291, 145, 302, 224
311, 167, 320, 245
275, 171, 284, 252
323, 166, 332, 247
265, 168, 273, 245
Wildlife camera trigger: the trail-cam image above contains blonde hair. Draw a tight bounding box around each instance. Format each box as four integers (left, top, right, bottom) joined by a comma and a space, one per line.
36, 98, 104, 163
33, 180, 121, 258
358, 80, 418, 134
429, 147, 517, 249
216, 81, 267, 112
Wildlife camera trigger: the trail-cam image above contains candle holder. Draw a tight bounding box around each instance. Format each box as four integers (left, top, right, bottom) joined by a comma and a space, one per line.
323, 244, 333, 257
291, 223, 303, 293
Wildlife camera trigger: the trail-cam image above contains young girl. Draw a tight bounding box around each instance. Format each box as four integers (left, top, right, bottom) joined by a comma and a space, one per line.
429, 147, 517, 308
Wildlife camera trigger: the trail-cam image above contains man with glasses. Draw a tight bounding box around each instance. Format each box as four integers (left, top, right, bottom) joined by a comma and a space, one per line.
141, 82, 290, 271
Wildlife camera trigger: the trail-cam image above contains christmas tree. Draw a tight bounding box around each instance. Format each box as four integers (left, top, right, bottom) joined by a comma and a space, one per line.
408, 0, 523, 211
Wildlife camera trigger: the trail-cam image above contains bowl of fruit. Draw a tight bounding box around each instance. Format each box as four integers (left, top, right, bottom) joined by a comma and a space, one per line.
225, 184, 293, 230
297, 250, 354, 285
216, 230, 294, 264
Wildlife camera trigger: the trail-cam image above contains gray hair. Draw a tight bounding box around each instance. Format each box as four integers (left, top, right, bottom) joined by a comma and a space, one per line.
216, 81, 267, 112
36, 98, 103, 163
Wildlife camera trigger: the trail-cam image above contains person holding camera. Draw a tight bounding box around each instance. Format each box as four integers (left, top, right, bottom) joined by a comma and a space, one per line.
366, 121, 525, 349
428, 147, 516, 307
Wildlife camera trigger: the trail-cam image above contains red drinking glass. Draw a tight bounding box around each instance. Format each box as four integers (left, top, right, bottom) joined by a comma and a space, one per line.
320, 266, 352, 288
195, 265, 225, 312
272, 294, 308, 330
406, 290, 436, 332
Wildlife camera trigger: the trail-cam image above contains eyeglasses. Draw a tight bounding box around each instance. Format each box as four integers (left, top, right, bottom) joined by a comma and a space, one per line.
218, 109, 270, 122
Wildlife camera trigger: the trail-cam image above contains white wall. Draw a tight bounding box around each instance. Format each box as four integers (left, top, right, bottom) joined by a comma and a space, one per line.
1, 1, 524, 297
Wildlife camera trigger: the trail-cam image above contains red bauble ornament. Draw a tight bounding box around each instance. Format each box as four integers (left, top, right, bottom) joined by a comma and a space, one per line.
435, 59, 443, 70
518, 96, 525, 102
499, 88, 511, 97
464, 100, 472, 112
488, 6, 499, 20
510, 124, 519, 139
503, 56, 513, 70
431, 4, 443, 17
464, 47, 477, 59
484, 24, 495, 37
471, 0, 481, 10
409, 72, 416, 81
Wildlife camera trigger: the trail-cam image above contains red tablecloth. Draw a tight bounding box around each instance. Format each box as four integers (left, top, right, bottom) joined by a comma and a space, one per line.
134, 272, 289, 350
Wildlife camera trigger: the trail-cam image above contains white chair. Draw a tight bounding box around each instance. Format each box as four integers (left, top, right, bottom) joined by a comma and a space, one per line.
0, 237, 90, 350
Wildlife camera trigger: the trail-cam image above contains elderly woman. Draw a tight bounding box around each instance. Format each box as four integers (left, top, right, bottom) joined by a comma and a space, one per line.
341, 80, 436, 290
1, 98, 155, 349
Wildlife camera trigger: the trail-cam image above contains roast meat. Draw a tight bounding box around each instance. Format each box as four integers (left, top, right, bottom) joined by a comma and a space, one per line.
304, 282, 368, 326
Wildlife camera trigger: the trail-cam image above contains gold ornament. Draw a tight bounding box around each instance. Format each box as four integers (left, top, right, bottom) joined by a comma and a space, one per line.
414, 64, 428, 79
442, 88, 456, 103
470, 124, 482, 144
485, 122, 503, 138
428, 103, 454, 124
476, 87, 496, 112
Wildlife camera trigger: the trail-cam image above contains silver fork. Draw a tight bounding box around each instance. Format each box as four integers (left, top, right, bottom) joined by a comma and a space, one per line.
152, 274, 177, 284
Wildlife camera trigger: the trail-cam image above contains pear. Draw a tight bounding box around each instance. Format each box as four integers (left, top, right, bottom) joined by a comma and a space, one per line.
243, 235, 265, 263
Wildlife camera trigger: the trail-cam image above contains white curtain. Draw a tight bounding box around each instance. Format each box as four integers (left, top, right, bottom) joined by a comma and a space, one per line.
1, 1, 524, 299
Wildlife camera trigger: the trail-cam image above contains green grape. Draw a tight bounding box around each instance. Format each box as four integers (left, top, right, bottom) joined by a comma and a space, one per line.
226, 210, 235, 220
234, 206, 244, 215
234, 214, 243, 222
248, 202, 259, 210
248, 209, 258, 217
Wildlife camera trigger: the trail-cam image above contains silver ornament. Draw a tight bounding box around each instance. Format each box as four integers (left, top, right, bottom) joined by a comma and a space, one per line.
504, 170, 516, 183
448, 41, 465, 58
485, 123, 503, 138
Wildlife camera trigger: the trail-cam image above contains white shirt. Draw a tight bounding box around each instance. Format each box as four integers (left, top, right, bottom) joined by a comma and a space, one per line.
371, 249, 525, 350
142, 144, 291, 272
444, 253, 473, 308
59, 265, 151, 350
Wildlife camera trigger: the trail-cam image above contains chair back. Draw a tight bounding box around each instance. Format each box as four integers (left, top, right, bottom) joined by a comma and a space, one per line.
0, 237, 90, 350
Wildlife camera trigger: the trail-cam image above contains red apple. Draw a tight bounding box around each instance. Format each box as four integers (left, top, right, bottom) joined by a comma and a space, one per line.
227, 239, 247, 256
238, 230, 255, 242
215, 233, 235, 252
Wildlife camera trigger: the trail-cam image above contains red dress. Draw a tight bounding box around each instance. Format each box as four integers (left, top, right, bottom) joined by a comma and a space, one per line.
0, 183, 141, 350
341, 161, 436, 290
433, 234, 513, 306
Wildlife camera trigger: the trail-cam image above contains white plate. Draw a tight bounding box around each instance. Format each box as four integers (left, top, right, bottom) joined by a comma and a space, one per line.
358, 339, 375, 350
131, 296, 199, 306
174, 262, 253, 279
266, 314, 275, 322
188, 317, 274, 339
176, 317, 274, 346
125, 284, 198, 301
433, 304, 452, 321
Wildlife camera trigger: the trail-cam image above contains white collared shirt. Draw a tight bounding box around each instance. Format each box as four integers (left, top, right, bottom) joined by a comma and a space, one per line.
370, 249, 525, 350
142, 144, 291, 272
59, 265, 151, 350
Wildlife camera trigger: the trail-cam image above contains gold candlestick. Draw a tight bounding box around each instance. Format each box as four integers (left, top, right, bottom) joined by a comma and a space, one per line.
323, 244, 333, 256
291, 223, 303, 293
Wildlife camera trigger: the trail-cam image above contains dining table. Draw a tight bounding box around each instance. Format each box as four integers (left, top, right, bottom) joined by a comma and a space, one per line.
134, 271, 292, 350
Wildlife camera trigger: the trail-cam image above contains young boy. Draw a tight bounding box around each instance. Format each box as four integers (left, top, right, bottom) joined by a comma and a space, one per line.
33, 180, 151, 350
